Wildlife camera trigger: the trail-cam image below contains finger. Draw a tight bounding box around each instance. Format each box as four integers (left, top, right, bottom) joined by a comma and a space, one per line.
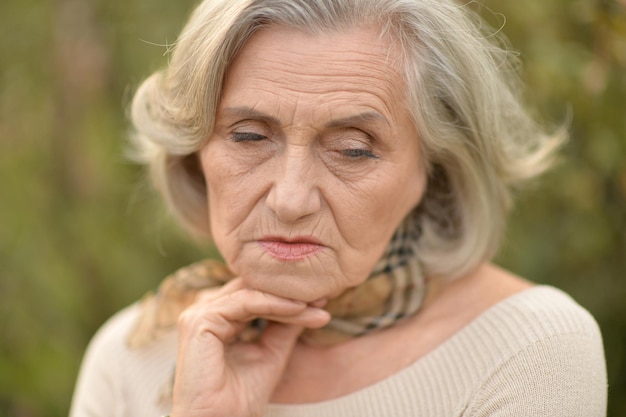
178, 289, 309, 343
262, 322, 303, 347
259, 322, 303, 369
309, 298, 328, 309
247, 323, 304, 391
259, 308, 330, 329
194, 277, 247, 304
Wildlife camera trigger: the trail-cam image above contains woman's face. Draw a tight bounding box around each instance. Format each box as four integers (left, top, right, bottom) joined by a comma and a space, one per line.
200, 25, 426, 302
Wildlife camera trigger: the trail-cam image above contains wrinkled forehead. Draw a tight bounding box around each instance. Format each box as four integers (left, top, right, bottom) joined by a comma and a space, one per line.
220, 24, 409, 122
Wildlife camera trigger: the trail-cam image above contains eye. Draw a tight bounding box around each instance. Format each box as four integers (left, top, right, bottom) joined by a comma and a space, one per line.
328, 130, 380, 161
230, 132, 267, 142
339, 148, 379, 159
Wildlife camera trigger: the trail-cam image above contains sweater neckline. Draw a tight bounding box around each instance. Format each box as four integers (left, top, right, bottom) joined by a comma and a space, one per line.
268, 285, 566, 410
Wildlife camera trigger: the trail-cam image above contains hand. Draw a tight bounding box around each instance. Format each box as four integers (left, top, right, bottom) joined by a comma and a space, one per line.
170, 278, 331, 417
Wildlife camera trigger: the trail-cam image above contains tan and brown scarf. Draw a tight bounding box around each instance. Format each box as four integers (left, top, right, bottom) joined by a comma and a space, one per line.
127, 214, 426, 348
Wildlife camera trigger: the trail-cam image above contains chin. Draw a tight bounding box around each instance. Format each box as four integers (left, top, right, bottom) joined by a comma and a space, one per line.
241, 271, 334, 303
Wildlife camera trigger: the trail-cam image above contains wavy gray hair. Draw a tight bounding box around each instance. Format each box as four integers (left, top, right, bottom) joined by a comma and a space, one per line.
129, 0, 564, 279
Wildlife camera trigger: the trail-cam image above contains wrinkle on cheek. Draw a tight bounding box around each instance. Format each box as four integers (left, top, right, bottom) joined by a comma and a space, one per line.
203, 155, 269, 245
309, 216, 326, 243
326, 176, 398, 252
260, 213, 276, 237
322, 244, 375, 289
306, 251, 345, 289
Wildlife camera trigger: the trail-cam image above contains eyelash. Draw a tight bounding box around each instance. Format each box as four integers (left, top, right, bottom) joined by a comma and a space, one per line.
340, 149, 379, 159
229, 131, 379, 160
230, 132, 267, 142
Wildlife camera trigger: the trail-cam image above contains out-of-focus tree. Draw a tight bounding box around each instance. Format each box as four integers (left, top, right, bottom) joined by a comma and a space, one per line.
0, 0, 623, 416
481, 3, 626, 415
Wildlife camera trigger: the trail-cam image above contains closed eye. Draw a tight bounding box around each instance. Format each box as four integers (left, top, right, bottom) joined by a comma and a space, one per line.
340, 149, 379, 159
230, 132, 267, 142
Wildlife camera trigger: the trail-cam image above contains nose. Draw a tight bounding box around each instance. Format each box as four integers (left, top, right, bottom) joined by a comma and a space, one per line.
266, 146, 322, 223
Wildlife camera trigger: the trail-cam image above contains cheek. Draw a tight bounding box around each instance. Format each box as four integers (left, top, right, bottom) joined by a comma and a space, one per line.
342, 168, 424, 269
352, 164, 424, 222
200, 144, 266, 241
345, 168, 424, 252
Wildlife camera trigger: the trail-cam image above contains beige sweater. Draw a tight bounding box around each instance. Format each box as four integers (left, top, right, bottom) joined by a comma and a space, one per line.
70, 286, 607, 417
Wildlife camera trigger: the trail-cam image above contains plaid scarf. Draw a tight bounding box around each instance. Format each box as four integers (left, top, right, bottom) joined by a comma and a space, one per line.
127, 214, 426, 348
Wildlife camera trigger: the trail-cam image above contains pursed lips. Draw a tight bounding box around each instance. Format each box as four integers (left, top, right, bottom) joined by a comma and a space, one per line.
257, 235, 324, 261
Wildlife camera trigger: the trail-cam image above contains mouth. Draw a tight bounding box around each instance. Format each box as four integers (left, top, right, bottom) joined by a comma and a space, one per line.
258, 236, 324, 261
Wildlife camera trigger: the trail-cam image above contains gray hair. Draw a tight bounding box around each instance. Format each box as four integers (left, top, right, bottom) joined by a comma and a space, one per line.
129, 0, 564, 279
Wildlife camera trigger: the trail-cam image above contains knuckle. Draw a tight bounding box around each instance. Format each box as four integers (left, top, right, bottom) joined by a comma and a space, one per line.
177, 306, 199, 330
177, 304, 228, 340
195, 288, 219, 302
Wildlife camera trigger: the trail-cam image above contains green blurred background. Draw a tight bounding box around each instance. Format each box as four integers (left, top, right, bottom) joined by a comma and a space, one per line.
0, 0, 624, 415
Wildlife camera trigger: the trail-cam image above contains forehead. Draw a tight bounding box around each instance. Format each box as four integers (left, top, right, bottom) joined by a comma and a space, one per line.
220, 24, 407, 121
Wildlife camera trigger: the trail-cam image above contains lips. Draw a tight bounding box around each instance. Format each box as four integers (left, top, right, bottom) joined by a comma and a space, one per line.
258, 236, 324, 261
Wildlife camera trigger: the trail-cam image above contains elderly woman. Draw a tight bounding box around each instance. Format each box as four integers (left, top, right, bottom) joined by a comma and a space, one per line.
70, 0, 607, 416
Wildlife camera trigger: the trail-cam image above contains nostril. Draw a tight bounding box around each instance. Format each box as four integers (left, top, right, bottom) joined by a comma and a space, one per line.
266, 177, 321, 222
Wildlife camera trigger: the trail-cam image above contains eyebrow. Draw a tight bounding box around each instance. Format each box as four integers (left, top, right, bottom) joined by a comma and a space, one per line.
221, 106, 390, 130
325, 111, 390, 130
221, 107, 281, 127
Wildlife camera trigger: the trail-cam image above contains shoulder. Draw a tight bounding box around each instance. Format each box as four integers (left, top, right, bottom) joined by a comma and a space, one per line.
431, 264, 604, 358
460, 286, 607, 416
483, 285, 602, 341
74, 304, 143, 385
89, 303, 143, 353
417, 264, 604, 366
70, 305, 139, 417
80, 300, 179, 362
70, 304, 177, 417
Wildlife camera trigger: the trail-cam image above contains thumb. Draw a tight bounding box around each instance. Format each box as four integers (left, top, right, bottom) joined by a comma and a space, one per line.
259, 323, 302, 373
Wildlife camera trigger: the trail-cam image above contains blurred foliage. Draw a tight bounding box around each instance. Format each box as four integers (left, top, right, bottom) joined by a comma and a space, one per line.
0, 0, 624, 416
